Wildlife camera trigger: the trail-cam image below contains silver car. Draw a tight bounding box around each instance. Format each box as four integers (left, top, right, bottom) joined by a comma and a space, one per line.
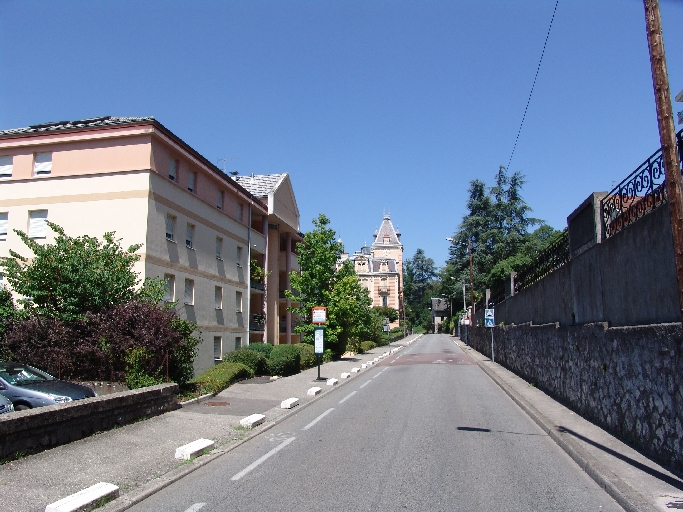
0, 362, 96, 410
0, 393, 13, 414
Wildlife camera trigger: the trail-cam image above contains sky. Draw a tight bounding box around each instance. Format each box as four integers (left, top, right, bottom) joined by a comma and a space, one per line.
1, 0, 682, 268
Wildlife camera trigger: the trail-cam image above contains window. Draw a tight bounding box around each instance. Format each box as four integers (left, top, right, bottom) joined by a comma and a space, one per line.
28, 210, 48, 239
214, 336, 223, 361
165, 214, 176, 242
0, 156, 12, 178
168, 159, 178, 181
188, 171, 196, 193
235, 336, 242, 351
382, 296, 388, 307
34, 152, 52, 175
383, 235, 390, 244
0, 212, 7, 241
237, 203, 243, 222
217, 191, 224, 210
163, 274, 175, 302
236, 291, 243, 313
215, 286, 223, 309
184, 278, 194, 305
186, 223, 195, 249
216, 237, 223, 260
236, 246, 242, 266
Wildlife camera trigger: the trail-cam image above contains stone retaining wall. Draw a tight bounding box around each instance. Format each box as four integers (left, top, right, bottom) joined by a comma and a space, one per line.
0, 383, 178, 460
466, 323, 683, 473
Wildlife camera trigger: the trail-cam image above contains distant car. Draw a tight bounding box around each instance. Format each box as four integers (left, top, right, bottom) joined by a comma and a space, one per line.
0, 362, 96, 410
0, 394, 13, 414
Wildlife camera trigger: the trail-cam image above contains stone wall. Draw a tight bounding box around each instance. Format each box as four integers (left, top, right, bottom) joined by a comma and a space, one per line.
0, 383, 178, 460
466, 323, 683, 473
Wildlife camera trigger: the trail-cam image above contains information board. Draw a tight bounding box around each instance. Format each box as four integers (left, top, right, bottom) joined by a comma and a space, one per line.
314, 327, 324, 354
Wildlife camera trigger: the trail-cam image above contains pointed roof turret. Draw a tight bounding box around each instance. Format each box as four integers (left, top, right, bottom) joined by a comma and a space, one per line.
371, 213, 402, 247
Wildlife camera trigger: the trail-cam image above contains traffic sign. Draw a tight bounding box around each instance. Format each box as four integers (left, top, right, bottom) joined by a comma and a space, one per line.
485, 308, 495, 328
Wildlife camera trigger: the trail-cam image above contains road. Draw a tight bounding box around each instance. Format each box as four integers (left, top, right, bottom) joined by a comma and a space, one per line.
128, 334, 623, 511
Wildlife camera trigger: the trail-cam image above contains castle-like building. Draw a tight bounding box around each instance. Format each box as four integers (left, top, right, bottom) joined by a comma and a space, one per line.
338, 214, 403, 328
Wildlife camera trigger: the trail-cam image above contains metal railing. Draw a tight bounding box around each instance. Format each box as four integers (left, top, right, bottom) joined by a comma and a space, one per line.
514, 228, 569, 293
601, 129, 683, 239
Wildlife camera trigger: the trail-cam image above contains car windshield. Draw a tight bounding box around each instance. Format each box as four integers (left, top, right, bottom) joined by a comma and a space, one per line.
0, 364, 54, 386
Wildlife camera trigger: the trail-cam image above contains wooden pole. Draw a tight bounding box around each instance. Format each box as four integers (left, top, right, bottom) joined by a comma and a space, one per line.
644, 0, 683, 323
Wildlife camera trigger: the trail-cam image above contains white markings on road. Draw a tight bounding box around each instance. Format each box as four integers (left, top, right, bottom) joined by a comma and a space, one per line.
184, 503, 207, 512
359, 381, 371, 389
302, 408, 335, 431
373, 369, 385, 378
231, 437, 296, 481
339, 391, 357, 404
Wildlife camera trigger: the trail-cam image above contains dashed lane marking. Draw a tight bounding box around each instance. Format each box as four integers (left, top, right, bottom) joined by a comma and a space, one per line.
231, 437, 296, 481
302, 408, 335, 431
359, 381, 371, 389
184, 503, 207, 512
339, 391, 357, 404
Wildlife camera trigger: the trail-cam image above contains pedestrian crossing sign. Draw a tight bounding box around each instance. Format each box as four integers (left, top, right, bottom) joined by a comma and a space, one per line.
485, 309, 495, 328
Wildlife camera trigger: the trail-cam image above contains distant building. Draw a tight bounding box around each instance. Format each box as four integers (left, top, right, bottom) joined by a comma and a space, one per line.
338, 214, 403, 328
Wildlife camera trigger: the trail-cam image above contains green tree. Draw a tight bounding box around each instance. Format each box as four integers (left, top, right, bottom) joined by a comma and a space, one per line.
0, 222, 163, 321
403, 248, 439, 331
372, 306, 398, 323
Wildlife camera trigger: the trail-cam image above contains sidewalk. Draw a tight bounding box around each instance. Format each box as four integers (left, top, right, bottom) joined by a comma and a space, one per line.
1, 336, 420, 512
454, 336, 683, 512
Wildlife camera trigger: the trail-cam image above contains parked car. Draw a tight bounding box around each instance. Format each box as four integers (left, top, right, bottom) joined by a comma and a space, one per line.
0, 362, 96, 410
0, 394, 13, 414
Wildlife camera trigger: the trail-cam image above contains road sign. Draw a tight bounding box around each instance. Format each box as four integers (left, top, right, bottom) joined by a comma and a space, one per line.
382, 317, 390, 326
485, 309, 495, 328
312, 307, 327, 324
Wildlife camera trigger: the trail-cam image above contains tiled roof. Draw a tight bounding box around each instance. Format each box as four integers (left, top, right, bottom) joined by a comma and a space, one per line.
234, 174, 285, 197
0, 116, 155, 137
372, 214, 402, 246
372, 259, 397, 273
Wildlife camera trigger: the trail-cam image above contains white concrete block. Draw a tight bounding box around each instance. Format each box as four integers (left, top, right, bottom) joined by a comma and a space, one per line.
373, 357, 379, 362
45, 482, 119, 512
307, 386, 322, 396
240, 413, 266, 429
326, 378, 339, 386
175, 438, 215, 460
340, 372, 351, 379
361, 364, 367, 369
351, 367, 361, 373
281, 397, 299, 409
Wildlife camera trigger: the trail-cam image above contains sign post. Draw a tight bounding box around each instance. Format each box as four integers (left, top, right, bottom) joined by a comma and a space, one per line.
312, 307, 327, 381
383, 317, 390, 344
485, 309, 495, 363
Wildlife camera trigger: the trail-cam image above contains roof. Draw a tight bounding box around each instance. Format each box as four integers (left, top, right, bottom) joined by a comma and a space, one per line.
349, 253, 398, 274
234, 174, 286, 197
372, 214, 402, 247
0, 116, 155, 137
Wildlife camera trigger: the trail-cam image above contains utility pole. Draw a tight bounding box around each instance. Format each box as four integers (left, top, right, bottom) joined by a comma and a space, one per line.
644, 0, 683, 324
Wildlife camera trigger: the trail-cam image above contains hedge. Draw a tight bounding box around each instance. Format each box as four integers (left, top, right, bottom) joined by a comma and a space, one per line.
223, 348, 268, 375
189, 362, 254, 395
360, 341, 377, 352
268, 345, 300, 377
294, 343, 316, 370
245, 342, 273, 359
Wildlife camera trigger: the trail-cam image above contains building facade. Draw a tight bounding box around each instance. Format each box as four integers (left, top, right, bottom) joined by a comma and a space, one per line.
0, 116, 271, 375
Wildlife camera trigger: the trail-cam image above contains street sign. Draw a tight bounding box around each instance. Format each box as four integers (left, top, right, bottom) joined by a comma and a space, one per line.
314, 327, 324, 354
312, 307, 327, 324
382, 317, 390, 326
485, 309, 495, 328
383, 325, 390, 332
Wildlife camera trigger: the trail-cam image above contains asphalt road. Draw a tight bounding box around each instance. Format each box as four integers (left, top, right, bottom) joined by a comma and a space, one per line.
128, 334, 623, 511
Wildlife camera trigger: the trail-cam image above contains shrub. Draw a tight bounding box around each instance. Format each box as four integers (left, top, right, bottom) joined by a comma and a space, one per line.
189, 362, 253, 395
360, 341, 376, 352
294, 343, 316, 370
322, 348, 333, 363
245, 342, 273, 359
268, 345, 301, 377
125, 347, 163, 389
223, 348, 268, 375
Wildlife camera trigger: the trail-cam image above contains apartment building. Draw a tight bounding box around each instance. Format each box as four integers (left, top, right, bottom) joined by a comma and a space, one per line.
0, 116, 268, 375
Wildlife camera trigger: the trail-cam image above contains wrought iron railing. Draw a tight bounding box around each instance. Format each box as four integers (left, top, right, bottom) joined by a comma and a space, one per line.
514, 228, 569, 293
601, 129, 683, 239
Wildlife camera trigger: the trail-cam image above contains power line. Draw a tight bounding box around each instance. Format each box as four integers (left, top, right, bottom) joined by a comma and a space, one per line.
507, 0, 560, 170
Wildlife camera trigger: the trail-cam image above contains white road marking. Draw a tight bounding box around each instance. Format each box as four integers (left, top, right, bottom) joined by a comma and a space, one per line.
359, 381, 371, 389
302, 408, 335, 430
184, 503, 207, 512
339, 391, 357, 404
373, 369, 385, 378
231, 437, 296, 481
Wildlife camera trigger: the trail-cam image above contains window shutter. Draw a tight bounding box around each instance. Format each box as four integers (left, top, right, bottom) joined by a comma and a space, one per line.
0, 156, 12, 177
168, 159, 177, 181
217, 191, 223, 210
216, 237, 223, 259
236, 291, 242, 312
163, 274, 175, 302
166, 215, 175, 241
34, 152, 52, 175
215, 286, 222, 309
186, 224, 194, 249
214, 337, 222, 360
0, 213, 7, 241
28, 210, 48, 238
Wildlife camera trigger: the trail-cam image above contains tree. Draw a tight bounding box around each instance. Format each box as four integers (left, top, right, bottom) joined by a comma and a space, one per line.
372, 306, 398, 323
403, 248, 439, 331
287, 214, 374, 357
0, 222, 163, 321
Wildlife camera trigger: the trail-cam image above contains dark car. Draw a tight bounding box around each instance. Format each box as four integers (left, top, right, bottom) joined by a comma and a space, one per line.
0, 362, 96, 410
0, 394, 13, 414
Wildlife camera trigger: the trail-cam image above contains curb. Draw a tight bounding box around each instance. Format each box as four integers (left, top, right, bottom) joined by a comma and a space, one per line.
100, 335, 422, 511
457, 340, 656, 512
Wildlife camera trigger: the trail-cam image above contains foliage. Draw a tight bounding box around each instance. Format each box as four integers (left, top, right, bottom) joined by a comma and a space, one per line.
360, 341, 377, 352
0, 288, 17, 357
245, 342, 274, 358
189, 362, 254, 396
403, 248, 439, 331
125, 348, 163, 389
293, 343, 316, 370
0, 222, 164, 321
322, 349, 333, 363
250, 260, 269, 283
287, 214, 375, 358
372, 306, 398, 323
223, 348, 269, 375
267, 344, 301, 376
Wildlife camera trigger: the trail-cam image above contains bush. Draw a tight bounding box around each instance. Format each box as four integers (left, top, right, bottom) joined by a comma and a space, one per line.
125, 347, 163, 389
294, 343, 316, 370
322, 348, 333, 363
360, 341, 376, 352
268, 345, 301, 377
189, 362, 253, 395
244, 342, 273, 359
223, 348, 268, 375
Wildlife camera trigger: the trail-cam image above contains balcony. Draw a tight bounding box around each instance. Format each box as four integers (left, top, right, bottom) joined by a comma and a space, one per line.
279, 320, 300, 333
279, 289, 301, 299
250, 279, 265, 292
379, 286, 389, 295
250, 313, 265, 332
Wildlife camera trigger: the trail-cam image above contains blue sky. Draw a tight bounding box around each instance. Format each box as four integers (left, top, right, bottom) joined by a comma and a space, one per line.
1, 0, 682, 268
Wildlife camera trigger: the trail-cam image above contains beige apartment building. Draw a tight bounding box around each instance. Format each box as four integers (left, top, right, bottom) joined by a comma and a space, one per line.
0, 116, 276, 375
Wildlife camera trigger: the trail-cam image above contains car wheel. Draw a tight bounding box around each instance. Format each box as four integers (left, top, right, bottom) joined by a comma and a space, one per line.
14, 404, 31, 411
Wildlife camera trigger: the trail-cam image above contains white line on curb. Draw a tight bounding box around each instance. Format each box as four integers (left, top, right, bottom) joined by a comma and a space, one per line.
184, 503, 207, 512
302, 408, 335, 430
231, 437, 296, 481
339, 391, 357, 404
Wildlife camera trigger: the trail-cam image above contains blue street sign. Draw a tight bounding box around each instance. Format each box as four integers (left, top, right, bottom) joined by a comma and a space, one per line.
485, 309, 495, 328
